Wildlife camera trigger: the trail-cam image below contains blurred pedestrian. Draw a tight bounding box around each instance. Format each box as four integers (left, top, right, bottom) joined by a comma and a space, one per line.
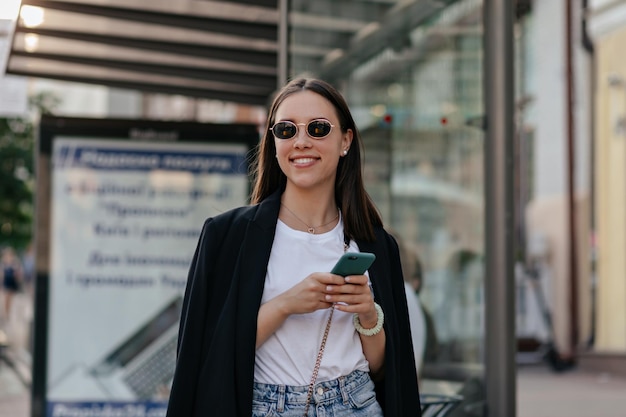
166, 78, 421, 416
1, 246, 23, 322
391, 231, 427, 377
21, 242, 35, 297
409, 253, 439, 365
391, 229, 440, 367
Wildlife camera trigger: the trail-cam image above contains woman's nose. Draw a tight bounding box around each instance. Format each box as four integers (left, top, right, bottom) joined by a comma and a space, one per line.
293, 126, 312, 147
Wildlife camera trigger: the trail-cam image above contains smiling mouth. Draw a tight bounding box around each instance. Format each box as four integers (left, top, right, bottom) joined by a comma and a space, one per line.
291, 157, 318, 164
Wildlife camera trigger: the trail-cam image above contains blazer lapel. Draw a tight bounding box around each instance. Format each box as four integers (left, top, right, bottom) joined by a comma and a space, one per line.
233, 190, 282, 409
238, 190, 282, 307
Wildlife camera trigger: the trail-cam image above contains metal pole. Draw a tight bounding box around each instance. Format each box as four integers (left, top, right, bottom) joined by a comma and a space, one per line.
277, 0, 289, 88
581, 0, 597, 350
483, 1, 516, 416
565, 0, 580, 358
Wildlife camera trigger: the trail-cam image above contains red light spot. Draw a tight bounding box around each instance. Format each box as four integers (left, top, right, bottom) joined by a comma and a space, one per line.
383, 114, 392, 124
440, 117, 448, 126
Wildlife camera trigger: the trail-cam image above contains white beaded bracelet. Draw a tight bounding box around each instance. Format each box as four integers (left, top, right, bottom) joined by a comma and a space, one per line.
353, 302, 384, 336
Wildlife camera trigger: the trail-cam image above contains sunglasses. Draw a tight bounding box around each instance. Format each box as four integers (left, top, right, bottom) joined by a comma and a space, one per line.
270, 119, 336, 140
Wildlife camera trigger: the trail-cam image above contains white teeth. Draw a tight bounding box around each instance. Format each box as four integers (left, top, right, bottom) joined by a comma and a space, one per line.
292, 158, 315, 164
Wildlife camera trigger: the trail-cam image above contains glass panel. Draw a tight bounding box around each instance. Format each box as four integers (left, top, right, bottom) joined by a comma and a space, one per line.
290, 0, 486, 414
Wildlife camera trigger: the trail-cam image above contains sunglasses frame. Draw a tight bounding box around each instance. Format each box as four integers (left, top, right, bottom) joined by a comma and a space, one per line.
269, 118, 336, 140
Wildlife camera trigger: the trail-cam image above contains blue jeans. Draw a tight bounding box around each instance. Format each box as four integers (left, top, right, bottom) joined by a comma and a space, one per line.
252, 370, 383, 417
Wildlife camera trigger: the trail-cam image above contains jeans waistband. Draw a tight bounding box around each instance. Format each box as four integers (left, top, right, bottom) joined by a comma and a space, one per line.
252, 369, 372, 407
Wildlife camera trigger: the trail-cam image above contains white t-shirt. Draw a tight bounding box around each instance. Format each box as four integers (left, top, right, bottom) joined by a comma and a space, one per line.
254, 217, 371, 385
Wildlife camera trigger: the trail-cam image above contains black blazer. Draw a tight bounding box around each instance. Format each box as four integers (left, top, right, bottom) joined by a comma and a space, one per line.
166, 190, 422, 416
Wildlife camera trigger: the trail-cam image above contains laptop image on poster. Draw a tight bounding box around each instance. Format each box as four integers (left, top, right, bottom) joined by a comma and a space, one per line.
88, 296, 183, 399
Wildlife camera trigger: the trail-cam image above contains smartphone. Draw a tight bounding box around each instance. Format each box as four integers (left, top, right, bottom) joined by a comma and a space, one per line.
331, 252, 376, 276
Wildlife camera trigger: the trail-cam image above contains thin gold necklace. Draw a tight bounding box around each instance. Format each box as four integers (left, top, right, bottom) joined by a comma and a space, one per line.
281, 203, 339, 234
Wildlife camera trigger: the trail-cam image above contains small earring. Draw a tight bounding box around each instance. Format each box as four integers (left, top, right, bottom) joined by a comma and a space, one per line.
343, 150, 348, 156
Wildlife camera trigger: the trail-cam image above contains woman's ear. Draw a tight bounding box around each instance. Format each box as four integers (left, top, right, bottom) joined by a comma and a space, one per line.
342, 129, 354, 154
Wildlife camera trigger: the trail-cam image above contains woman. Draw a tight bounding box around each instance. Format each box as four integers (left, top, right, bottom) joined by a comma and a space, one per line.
166, 78, 421, 416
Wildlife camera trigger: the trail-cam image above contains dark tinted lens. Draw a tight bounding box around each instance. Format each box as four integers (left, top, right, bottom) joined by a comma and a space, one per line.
307, 120, 332, 138
272, 122, 297, 139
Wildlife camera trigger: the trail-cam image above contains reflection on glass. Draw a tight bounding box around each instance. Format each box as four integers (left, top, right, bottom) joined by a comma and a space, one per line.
289, 0, 487, 412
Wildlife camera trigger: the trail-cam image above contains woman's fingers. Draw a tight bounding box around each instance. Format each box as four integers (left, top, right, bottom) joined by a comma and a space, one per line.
280, 273, 338, 314
325, 274, 369, 295
279, 272, 373, 315
324, 274, 374, 312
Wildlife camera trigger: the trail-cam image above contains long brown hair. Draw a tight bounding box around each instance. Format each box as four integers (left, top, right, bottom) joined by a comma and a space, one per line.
250, 77, 382, 242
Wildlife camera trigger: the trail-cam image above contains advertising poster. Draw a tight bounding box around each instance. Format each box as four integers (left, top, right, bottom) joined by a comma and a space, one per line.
45, 138, 250, 417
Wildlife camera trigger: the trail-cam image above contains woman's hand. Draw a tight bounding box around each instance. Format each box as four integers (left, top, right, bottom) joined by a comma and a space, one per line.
256, 272, 344, 348
274, 272, 346, 315
324, 274, 378, 328
324, 273, 386, 376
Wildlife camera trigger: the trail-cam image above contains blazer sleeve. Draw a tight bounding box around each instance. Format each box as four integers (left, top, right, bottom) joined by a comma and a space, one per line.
390, 231, 422, 415
378, 231, 423, 416
166, 217, 220, 417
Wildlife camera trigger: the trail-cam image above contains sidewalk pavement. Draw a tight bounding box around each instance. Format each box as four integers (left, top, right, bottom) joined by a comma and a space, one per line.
0, 291, 32, 417
2, 290, 626, 417
517, 364, 626, 417
3, 359, 626, 417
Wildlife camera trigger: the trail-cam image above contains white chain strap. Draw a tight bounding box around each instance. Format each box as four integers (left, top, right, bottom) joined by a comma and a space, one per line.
302, 307, 334, 417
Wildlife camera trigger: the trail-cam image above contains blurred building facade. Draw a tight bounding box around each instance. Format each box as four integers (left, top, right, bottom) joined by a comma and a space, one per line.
585, 0, 626, 374
519, 0, 593, 363
288, 4, 493, 401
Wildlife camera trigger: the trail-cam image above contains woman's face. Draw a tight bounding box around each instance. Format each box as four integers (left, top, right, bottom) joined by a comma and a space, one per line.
272, 90, 353, 194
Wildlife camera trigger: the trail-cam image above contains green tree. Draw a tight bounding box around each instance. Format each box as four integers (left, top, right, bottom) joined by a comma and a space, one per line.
0, 91, 59, 251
